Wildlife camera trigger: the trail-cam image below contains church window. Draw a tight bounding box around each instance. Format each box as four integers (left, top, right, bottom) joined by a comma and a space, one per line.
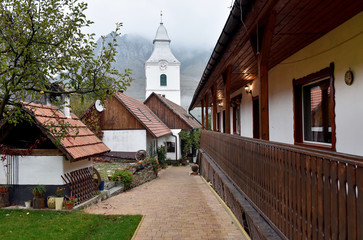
160, 74, 167, 86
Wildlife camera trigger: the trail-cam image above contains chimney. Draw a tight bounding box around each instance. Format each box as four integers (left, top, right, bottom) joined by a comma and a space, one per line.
62, 95, 71, 118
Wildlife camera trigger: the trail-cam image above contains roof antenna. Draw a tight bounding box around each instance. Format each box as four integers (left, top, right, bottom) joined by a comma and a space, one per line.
160, 11, 163, 24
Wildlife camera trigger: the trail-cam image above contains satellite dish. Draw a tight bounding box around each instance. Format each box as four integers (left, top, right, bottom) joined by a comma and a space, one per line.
95, 100, 105, 112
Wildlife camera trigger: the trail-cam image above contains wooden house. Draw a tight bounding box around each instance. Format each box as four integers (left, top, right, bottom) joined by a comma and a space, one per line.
83, 92, 172, 160
0, 102, 109, 205
144, 92, 201, 161
189, 0, 363, 239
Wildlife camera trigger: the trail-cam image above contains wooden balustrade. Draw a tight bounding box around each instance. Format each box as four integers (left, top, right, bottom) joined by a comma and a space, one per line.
200, 130, 363, 240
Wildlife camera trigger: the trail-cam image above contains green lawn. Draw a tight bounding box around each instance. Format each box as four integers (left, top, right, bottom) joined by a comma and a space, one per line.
0, 209, 142, 240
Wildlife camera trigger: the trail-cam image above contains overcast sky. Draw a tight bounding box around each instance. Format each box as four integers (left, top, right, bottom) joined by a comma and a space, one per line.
83, 0, 233, 50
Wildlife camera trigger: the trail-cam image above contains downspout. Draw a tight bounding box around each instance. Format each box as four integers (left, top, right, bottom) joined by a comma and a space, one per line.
171, 133, 178, 161
154, 138, 158, 159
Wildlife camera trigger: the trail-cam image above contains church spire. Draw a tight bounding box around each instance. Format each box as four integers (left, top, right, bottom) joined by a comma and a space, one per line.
160, 11, 163, 24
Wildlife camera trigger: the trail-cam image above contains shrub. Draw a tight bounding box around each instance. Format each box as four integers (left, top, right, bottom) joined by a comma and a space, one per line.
166, 159, 172, 165
149, 158, 159, 170
157, 145, 167, 165
111, 169, 133, 189
173, 162, 179, 167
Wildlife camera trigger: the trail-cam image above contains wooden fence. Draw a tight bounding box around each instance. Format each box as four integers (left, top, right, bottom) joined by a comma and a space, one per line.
200, 130, 363, 240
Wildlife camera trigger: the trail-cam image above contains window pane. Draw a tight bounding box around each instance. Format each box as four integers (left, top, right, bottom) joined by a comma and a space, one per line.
167, 142, 175, 152
303, 79, 331, 144
160, 74, 167, 86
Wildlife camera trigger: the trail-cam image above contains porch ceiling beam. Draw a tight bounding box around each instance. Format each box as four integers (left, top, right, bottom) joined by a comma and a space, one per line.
190, 0, 280, 110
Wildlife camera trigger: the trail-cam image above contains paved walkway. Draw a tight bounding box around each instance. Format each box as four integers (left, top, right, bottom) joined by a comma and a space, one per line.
85, 166, 247, 240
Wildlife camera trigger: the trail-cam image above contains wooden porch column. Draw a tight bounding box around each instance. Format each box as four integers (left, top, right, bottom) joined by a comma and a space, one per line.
212, 84, 217, 131
205, 94, 209, 130
224, 65, 232, 134
201, 99, 205, 130
258, 11, 276, 140
233, 106, 237, 134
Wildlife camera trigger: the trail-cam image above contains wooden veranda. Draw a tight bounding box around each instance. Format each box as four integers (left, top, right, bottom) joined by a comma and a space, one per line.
199, 130, 363, 239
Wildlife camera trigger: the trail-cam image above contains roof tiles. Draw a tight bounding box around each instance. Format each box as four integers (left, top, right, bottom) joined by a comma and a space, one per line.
23, 102, 109, 162
114, 92, 171, 138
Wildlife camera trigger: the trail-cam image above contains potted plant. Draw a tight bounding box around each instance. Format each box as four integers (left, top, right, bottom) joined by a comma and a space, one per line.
32, 185, 46, 197
191, 164, 199, 175
0, 185, 9, 207
32, 185, 46, 209
0, 185, 9, 193
54, 187, 65, 210
64, 195, 77, 210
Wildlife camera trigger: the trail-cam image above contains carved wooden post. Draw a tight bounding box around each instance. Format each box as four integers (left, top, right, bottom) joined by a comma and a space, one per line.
224, 65, 232, 134
201, 99, 205, 130
205, 94, 209, 130
212, 84, 217, 131
258, 10, 276, 140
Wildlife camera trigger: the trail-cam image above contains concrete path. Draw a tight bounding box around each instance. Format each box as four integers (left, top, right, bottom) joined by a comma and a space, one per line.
85, 166, 247, 240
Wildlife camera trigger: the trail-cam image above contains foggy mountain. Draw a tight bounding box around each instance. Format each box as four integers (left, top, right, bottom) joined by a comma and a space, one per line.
95, 34, 211, 110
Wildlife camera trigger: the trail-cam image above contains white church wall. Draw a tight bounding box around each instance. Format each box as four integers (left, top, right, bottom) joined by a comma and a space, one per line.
145, 63, 181, 105
102, 130, 147, 152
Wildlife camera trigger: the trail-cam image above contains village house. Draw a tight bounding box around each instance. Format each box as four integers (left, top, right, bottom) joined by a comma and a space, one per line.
144, 92, 201, 161
82, 92, 172, 160
0, 102, 109, 205
189, 0, 363, 239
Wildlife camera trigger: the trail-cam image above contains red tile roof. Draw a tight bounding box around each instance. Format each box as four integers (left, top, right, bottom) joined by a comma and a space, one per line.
114, 92, 171, 138
23, 102, 110, 162
145, 93, 201, 129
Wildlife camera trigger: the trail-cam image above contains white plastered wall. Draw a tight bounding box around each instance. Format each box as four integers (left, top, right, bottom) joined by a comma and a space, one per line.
102, 130, 147, 152
268, 12, 363, 156
0, 155, 92, 185
240, 80, 259, 138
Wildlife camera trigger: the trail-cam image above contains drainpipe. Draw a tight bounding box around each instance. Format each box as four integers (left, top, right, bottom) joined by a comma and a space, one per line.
171, 133, 178, 161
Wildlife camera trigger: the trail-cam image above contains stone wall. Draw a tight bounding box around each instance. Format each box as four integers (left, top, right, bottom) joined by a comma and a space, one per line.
130, 161, 157, 188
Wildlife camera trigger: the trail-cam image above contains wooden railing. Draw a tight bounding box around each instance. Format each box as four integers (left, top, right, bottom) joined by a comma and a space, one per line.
200, 130, 363, 240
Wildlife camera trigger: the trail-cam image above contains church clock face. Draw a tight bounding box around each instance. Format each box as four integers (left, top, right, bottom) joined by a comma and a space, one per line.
159, 61, 168, 71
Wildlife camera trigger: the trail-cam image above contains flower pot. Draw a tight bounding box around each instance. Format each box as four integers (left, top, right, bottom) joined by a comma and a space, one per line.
0, 192, 9, 207
47, 196, 56, 209
64, 202, 74, 210
25, 200, 31, 208
192, 172, 198, 175
54, 197, 64, 210
99, 181, 105, 191
33, 196, 45, 209
0, 186, 8, 193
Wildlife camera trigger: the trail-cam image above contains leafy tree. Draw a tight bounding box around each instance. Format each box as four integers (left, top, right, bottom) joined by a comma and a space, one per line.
179, 129, 201, 158
0, 0, 133, 124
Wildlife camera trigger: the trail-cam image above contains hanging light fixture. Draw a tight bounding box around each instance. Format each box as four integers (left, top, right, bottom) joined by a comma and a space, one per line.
245, 84, 252, 94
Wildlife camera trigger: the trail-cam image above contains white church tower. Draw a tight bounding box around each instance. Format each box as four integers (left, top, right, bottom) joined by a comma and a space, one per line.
145, 14, 181, 105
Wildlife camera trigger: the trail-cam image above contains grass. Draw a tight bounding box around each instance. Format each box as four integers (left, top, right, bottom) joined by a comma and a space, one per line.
0, 209, 142, 240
